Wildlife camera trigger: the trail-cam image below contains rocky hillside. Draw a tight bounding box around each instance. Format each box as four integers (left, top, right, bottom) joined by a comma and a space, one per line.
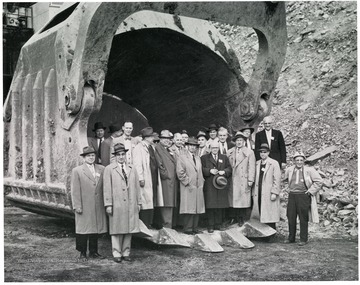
215, 1, 358, 237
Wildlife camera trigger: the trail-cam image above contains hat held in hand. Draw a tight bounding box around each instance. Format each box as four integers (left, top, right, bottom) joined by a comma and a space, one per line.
212, 174, 228, 190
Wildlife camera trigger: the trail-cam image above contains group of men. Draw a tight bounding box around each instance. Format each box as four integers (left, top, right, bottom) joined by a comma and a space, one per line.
71, 116, 323, 263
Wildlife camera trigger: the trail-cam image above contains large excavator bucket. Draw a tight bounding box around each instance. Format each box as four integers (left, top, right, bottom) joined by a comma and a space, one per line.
3, 2, 287, 248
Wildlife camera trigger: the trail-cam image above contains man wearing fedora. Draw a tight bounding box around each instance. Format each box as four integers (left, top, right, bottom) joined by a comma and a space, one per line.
100, 124, 123, 166
251, 143, 281, 232
103, 143, 142, 263
239, 127, 255, 151
176, 137, 205, 234
201, 140, 232, 233
71, 146, 107, 261
88, 122, 106, 164
255, 116, 286, 169
133, 127, 158, 228
169, 132, 187, 159
284, 151, 323, 246
227, 131, 256, 226
196, 131, 208, 157
110, 121, 139, 165
154, 130, 179, 228
205, 124, 219, 151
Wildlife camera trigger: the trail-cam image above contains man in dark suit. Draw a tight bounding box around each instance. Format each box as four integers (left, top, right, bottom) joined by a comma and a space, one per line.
217, 127, 234, 155
100, 124, 123, 166
87, 122, 106, 164
201, 140, 232, 233
255, 116, 286, 169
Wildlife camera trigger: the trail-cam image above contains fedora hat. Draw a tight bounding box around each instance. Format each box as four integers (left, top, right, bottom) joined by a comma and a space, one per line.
239, 126, 254, 134
258, 143, 270, 152
213, 175, 228, 190
153, 132, 160, 142
112, 143, 128, 155
185, 136, 199, 146
108, 124, 122, 134
159, 130, 174, 139
196, 130, 207, 139
92, 122, 106, 132
140, 127, 154, 138
293, 151, 306, 160
232, 131, 247, 142
206, 124, 218, 132
80, 146, 96, 156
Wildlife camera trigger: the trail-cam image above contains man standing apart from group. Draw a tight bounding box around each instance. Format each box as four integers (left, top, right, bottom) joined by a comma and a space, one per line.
71, 146, 107, 261
255, 116, 286, 169
227, 131, 256, 226
284, 151, 323, 246
103, 143, 142, 263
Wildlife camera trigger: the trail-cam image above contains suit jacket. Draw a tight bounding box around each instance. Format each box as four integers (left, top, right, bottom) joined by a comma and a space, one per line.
201, 153, 232, 208
71, 163, 107, 234
100, 136, 113, 166
255, 129, 286, 166
87, 137, 102, 164
218, 140, 234, 155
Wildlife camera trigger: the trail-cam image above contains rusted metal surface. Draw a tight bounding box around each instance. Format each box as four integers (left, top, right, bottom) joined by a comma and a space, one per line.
3, 2, 287, 221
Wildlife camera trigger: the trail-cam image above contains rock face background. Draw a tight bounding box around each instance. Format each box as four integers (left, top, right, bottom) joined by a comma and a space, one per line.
214, 1, 357, 237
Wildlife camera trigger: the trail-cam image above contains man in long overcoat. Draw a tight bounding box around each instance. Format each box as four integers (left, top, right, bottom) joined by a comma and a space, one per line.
103, 143, 142, 263
154, 130, 179, 228
251, 143, 281, 230
71, 146, 107, 261
227, 131, 256, 226
133, 127, 157, 228
201, 140, 232, 232
176, 137, 205, 234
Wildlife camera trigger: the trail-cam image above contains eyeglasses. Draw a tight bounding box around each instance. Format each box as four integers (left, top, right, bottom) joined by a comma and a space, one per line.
260, 151, 268, 153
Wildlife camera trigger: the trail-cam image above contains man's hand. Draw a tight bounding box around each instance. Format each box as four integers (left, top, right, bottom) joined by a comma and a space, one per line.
139, 180, 145, 187
281, 163, 287, 170
218, 170, 225, 176
270, 194, 277, 201
75, 208, 82, 214
210, 169, 219, 175
106, 206, 113, 215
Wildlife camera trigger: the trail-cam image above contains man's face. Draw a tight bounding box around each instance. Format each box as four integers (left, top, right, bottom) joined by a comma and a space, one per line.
144, 136, 154, 144
218, 131, 227, 143
84, 153, 96, 164
259, 150, 269, 160
174, 135, 184, 148
211, 146, 219, 155
115, 151, 126, 164
263, 118, 273, 131
209, 130, 217, 139
160, 138, 171, 147
95, 128, 105, 139
242, 129, 251, 138
123, 122, 133, 136
188, 144, 197, 154
198, 137, 207, 148
182, 134, 189, 143
294, 157, 305, 169
235, 138, 245, 148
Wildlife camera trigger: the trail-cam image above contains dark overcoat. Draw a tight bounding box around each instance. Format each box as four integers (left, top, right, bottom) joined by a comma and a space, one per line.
255, 129, 286, 166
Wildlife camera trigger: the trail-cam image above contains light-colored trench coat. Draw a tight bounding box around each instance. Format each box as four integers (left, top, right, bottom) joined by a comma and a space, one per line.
132, 141, 153, 210
251, 158, 281, 223
103, 162, 142, 235
284, 165, 323, 223
227, 146, 256, 208
71, 163, 107, 234
176, 151, 205, 214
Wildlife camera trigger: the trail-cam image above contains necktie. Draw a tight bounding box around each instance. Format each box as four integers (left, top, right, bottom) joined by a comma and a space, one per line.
214, 154, 217, 161
222, 142, 226, 154
98, 138, 102, 158
295, 169, 299, 184
193, 154, 196, 165
90, 165, 96, 178
121, 164, 128, 184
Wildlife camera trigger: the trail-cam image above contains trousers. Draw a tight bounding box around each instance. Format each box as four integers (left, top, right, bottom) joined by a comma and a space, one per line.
207, 208, 224, 228
182, 214, 200, 231
76, 234, 99, 253
111, 234, 132, 257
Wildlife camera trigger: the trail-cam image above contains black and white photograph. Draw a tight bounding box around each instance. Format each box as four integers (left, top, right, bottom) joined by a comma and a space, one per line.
2, 1, 358, 282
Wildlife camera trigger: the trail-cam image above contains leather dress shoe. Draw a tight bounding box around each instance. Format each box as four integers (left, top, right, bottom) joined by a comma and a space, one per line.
298, 241, 308, 246
79, 252, 87, 261
89, 252, 105, 259
122, 256, 132, 262
284, 240, 295, 244
184, 230, 194, 235
192, 229, 202, 234
113, 257, 122, 263
208, 228, 214, 233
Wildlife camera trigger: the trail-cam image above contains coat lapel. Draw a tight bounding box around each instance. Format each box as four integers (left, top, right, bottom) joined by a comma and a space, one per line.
235, 148, 247, 167
288, 166, 295, 182
263, 161, 271, 175
82, 164, 95, 182
114, 163, 125, 180
187, 152, 197, 171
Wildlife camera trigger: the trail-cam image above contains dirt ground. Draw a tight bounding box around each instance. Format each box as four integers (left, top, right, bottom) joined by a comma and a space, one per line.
3, 206, 358, 282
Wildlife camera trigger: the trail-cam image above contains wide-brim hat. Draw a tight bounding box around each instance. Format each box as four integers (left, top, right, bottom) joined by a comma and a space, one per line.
185, 136, 199, 146
109, 124, 122, 134
92, 122, 106, 132
112, 143, 128, 155
206, 124, 218, 132
140, 127, 154, 138
232, 131, 247, 142
239, 127, 255, 134
258, 143, 270, 152
293, 151, 306, 160
213, 175, 228, 190
159, 130, 174, 139
196, 131, 207, 139
80, 146, 96, 156
153, 132, 160, 141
